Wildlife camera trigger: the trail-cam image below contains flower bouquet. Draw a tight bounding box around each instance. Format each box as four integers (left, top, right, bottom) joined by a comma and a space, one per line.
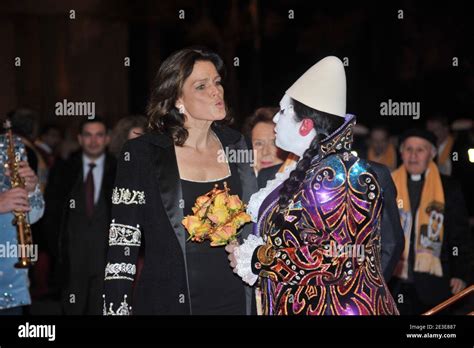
181, 182, 251, 246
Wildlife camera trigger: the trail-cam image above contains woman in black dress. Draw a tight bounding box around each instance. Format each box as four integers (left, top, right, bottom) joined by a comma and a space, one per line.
103, 47, 257, 315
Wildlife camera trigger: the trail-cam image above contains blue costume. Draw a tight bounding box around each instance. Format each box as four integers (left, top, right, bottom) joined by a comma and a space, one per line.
0, 134, 44, 311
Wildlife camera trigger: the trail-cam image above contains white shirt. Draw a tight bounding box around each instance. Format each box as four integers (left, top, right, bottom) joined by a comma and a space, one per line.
82, 153, 105, 204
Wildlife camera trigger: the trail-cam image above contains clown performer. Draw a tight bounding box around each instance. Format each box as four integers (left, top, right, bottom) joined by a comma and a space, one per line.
227, 56, 402, 315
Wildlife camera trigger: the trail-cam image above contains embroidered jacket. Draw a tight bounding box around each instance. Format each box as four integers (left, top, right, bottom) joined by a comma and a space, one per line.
251, 115, 399, 315
103, 126, 258, 315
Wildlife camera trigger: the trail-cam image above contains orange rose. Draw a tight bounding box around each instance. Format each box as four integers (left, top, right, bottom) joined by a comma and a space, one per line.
227, 195, 243, 211
232, 211, 251, 228
213, 192, 228, 208
193, 221, 212, 242
182, 215, 201, 233
210, 223, 237, 246
196, 195, 210, 207
208, 206, 229, 225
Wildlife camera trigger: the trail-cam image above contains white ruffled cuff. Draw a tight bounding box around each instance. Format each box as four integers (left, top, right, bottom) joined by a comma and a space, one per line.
234, 234, 264, 286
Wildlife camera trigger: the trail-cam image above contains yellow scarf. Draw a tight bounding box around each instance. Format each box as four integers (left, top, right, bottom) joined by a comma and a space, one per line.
438, 135, 454, 166
391, 161, 445, 279
368, 143, 397, 171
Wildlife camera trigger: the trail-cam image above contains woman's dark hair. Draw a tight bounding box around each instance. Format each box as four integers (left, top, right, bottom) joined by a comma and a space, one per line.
278, 98, 345, 212
146, 47, 232, 146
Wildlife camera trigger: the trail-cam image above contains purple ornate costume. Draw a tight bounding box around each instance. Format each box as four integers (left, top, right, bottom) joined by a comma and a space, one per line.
251, 115, 399, 315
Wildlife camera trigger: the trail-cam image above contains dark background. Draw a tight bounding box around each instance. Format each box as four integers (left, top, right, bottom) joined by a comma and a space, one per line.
1, 0, 472, 132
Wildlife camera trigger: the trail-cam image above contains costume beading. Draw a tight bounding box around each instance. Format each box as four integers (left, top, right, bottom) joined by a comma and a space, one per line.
250, 115, 399, 315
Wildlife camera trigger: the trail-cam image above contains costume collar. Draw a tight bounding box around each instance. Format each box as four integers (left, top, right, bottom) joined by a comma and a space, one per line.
317, 114, 356, 159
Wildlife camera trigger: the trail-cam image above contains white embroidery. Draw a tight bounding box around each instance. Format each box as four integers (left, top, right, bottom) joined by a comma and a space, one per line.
104, 262, 136, 281
112, 187, 146, 205
103, 294, 131, 315
109, 220, 141, 247
234, 234, 265, 286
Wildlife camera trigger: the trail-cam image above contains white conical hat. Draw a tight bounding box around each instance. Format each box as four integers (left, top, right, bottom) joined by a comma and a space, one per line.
286, 56, 346, 117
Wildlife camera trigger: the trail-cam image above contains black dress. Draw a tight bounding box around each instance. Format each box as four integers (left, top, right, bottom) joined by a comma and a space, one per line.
180, 164, 246, 315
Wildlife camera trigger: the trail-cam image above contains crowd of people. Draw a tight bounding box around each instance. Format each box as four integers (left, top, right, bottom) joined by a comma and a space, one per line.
0, 47, 472, 316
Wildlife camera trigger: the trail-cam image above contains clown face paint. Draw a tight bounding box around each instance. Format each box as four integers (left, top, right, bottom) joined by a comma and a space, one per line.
273, 94, 316, 157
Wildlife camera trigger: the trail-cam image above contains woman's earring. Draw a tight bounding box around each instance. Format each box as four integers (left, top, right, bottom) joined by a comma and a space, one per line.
177, 105, 185, 114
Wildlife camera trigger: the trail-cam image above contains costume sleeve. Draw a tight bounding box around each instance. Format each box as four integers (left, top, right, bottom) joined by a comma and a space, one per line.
27, 184, 44, 224
15, 138, 44, 224
235, 235, 265, 286
103, 141, 145, 315
372, 163, 405, 282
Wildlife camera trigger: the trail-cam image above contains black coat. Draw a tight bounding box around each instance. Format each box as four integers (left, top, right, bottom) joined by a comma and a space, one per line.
257, 161, 405, 283
44, 151, 117, 292
103, 126, 258, 315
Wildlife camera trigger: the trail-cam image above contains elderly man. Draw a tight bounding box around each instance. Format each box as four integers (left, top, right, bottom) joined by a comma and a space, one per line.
389, 129, 469, 314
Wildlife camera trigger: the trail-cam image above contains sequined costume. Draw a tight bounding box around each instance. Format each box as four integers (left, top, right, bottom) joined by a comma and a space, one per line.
251, 115, 399, 315
0, 134, 44, 310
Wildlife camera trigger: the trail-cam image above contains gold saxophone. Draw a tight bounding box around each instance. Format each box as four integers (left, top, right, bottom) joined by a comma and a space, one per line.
3, 119, 34, 268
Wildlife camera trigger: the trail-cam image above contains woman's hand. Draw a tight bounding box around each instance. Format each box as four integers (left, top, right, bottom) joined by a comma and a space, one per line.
5, 161, 39, 192
225, 241, 239, 273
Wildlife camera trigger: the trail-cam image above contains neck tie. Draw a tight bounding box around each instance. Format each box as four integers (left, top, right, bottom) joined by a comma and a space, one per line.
85, 162, 96, 218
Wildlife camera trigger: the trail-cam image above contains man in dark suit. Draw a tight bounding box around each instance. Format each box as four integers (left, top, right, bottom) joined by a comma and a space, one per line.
44, 118, 116, 315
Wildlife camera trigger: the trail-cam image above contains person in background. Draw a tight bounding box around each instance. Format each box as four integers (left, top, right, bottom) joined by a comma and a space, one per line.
351, 123, 369, 160
426, 115, 455, 176
44, 117, 116, 314
368, 126, 397, 172
8, 109, 48, 192
0, 122, 44, 315
390, 129, 469, 314
243, 107, 288, 188
35, 123, 62, 169
108, 115, 147, 158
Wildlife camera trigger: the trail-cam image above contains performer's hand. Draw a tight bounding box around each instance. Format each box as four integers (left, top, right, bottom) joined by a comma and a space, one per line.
225, 241, 239, 272
450, 278, 466, 294
0, 188, 31, 213
5, 161, 39, 192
